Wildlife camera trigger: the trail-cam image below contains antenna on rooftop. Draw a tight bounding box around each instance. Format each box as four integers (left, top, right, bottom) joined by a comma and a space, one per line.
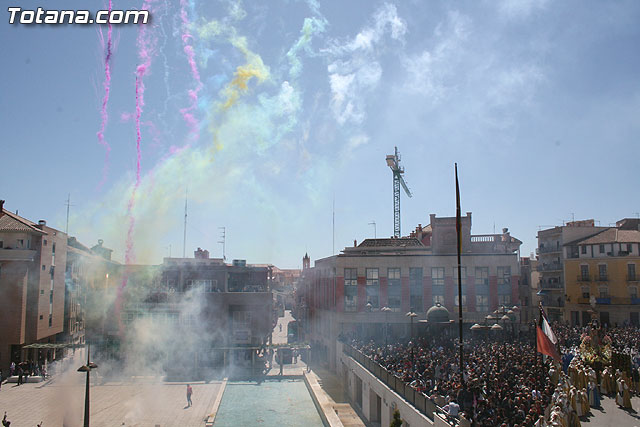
368, 221, 377, 239
218, 227, 226, 260
64, 193, 74, 235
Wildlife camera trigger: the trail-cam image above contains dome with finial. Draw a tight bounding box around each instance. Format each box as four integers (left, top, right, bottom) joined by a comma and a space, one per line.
426, 303, 450, 323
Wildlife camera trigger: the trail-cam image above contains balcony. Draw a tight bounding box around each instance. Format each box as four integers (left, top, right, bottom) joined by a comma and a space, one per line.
628, 275, 639, 283
576, 275, 591, 282
539, 281, 564, 289
577, 297, 640, 305
595, 275, 608, 282
538, 246, 561, 254
537, 263, 563, 272
0, 248, 37, 261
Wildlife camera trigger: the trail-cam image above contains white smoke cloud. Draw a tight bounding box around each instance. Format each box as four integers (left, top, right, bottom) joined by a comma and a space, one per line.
325, 3, 406, 125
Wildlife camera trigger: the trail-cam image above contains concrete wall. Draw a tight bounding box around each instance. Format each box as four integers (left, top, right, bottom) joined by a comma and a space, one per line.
336, 341, 435, 427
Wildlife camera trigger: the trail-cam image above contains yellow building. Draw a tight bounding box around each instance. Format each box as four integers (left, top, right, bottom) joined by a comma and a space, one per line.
564, 227, 640, 327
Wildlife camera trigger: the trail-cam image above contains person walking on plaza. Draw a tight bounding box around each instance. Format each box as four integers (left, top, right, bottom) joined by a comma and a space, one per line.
16, 367, 23, 386
278, 350, 283, 376
186, 384, 193, 407
2, 411, 10, 426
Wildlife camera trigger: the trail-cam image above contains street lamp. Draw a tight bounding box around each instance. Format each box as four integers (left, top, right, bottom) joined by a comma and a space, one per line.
77, 344, 98, 427
406, 311, 418, 368
490, 323, 503, 371
406, 311, 417, 339
381, 306, 392, 345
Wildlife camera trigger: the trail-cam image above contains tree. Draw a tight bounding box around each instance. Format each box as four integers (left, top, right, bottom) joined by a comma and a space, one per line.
390, 409, 403, 427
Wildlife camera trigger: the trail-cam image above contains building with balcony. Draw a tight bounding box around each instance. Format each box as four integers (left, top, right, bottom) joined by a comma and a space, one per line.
300, 212, 522, 370
536, 220, 608, 321
0, 200, 68, 369
564, 226, 640, 327
116, 249, 273, 374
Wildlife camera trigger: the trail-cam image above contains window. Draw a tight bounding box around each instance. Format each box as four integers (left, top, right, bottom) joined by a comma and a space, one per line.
581, 245, 587, 254
344, 268, 357, 286
431, 267, 445, 285
630, 287, 638, 300
453, 266, 466, 285
598, 264, 607, 280
17, 239, 24, 248
629, 264, 636, 281
580, 265, 589, 281
52, 243, 56, 254
599, 286, 608, 298
582, 286, 590, 299
48, 315, 52, 327
431, 268, 444, 305
40, 289, 44, 295
475, 267, 489, 286
387, 268, 401, 309
599, 244, 605, 253
498, 294, 511, 305
42, 264, 46, 271
344, 268, 358, 312
476, 295, 488, 311
627, 243, 633, 253
0, 240, 4, 248
365, 268, 379, 307
39, 315, 43, 320
43, 239, 47, 246
409, 268, 423, 312
497, 266, 511, 295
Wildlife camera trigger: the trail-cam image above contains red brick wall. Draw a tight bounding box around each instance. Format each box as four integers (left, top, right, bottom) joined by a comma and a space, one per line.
423, 276, 432, 310
467, 275, 476, 311
511, 275, 520, 306
489, 275, 498, 311
444, 276, 455, 312
336, 277, 344, 312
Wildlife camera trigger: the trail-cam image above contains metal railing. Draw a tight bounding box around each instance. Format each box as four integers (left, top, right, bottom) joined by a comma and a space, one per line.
576, 275, 591, 282
539, 281, 564, 289
536, 263, 563, 272
342, 343, 450, 423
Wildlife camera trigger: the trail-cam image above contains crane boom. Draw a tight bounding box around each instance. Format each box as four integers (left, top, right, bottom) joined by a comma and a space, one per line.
386, 146, 411, 238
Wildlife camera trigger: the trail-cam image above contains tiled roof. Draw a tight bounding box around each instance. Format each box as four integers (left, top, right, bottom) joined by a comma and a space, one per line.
575, 228, 640, 245
0, 210, 45, 234
358, 238, 424, 247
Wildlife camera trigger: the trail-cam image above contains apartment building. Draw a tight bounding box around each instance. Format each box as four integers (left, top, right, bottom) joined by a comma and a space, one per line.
300, 213, 523, 370
536, 220, 609, 321
0, 200, 67, 369
564, 221, 640, 327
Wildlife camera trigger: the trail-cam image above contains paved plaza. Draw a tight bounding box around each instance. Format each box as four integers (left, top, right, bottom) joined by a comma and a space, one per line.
0, 378, 223, 427
582, 394, 640, 426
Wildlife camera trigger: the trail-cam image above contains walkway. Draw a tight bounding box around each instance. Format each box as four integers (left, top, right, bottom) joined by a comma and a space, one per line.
0, 378, 223, 427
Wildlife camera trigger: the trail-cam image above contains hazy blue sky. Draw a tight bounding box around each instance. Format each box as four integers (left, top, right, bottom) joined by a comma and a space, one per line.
1, 0, 639, 268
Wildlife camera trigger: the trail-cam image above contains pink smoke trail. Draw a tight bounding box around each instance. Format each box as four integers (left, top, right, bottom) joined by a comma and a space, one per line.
117, 1, 155, 332
179, 0, 203, 143
96, 0, 113, 189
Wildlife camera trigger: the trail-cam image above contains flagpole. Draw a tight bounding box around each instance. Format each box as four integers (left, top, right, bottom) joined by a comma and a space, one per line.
455, 163, 464, 387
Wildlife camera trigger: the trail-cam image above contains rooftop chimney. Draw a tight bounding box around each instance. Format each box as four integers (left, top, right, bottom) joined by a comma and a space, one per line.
354, 239, 357, 247
38, 220, 46, 228
0, 200, 4, 213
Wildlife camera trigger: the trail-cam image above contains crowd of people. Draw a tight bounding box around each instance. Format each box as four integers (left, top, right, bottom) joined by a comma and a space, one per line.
348, 323, 640, 427
351, 334, 552, 427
